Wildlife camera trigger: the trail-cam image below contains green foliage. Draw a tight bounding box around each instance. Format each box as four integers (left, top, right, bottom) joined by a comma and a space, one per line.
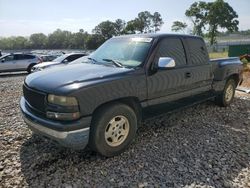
185, 1, 208, 36
86, 34, 105, 50
124, 11, 164, 34
206, 0, 239, 45
185, 0, 239, 45
92, 21, 117, 40
171, 21, 188, 33
30, 33, 47, 49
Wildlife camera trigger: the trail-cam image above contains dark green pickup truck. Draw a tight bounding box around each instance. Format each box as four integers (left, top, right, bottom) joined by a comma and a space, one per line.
20, 34, 243, 156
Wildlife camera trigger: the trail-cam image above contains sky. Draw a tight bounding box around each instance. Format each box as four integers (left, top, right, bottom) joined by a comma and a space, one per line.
0, 0, 249, 37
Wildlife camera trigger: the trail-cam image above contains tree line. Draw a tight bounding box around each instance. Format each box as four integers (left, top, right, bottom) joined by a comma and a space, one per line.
0, 11, 163, 50
0, 0, 242, 50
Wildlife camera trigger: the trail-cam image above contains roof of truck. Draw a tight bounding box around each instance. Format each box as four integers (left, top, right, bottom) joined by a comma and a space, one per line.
114, 33, 203, 40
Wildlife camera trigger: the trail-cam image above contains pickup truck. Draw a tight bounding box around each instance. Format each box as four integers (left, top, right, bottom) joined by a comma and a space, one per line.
20, 34, 243, 157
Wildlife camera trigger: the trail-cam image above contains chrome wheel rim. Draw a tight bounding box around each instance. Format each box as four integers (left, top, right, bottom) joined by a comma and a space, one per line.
105, 115, 130, 147
225, 84, 234, 102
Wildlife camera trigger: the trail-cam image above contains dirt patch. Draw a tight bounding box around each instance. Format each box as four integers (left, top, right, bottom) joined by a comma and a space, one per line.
241, 71, 250, 88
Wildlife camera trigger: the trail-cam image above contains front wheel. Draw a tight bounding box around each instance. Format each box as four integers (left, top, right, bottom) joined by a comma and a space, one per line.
215, 79, 236, 107
89, 103, 137, 157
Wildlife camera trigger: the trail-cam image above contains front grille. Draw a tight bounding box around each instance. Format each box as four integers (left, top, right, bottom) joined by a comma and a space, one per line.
23, 85, 46, 113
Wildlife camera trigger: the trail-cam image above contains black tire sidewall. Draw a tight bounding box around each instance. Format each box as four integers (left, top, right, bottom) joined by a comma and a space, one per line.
90, 103, 137, 157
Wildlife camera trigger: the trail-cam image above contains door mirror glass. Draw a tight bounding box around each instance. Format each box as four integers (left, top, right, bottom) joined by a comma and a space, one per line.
158, 57, 176, 69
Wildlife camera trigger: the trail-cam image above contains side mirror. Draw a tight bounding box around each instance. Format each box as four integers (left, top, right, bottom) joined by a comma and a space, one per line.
158, 57, 176, 69
63, 59, 68, 63
1, 58, 5, 63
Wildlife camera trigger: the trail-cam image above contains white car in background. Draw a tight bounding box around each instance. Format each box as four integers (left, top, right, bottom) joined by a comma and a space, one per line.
31, 53, 86, 72
0, 53, 42, 73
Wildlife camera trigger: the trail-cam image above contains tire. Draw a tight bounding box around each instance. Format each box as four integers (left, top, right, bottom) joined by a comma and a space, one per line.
215, 79, 236, 107
89, 103, 137, 157
27, 64, 35, 73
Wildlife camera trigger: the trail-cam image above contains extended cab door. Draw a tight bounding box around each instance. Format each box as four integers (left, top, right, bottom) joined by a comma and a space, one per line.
182, 37, 213, 97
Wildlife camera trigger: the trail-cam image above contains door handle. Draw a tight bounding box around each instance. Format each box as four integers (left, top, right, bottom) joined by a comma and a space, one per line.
185, 72, 191, 78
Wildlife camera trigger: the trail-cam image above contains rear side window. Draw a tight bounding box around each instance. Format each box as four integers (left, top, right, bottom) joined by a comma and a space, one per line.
14, 54, 24, 60
154, 38, 187, 67
23, 54, 35, 59
186, 38, 209, 65
14, 54, 35, 60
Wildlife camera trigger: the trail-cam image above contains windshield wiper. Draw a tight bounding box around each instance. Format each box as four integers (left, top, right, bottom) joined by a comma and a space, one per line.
88, 57, 98, 63
102, 58, 123, 68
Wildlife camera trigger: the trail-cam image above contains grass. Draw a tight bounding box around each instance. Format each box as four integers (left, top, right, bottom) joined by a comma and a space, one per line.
209, 51, 228, 59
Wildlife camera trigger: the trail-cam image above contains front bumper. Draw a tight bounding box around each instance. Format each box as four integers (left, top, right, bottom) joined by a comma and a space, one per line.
20, 97, 91, 149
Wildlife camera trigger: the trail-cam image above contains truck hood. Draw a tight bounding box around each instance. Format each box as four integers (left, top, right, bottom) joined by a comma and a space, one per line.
25, 63, 133, 93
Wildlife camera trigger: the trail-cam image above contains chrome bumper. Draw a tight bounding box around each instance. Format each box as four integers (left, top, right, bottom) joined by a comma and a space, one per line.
20, 97, 90, 149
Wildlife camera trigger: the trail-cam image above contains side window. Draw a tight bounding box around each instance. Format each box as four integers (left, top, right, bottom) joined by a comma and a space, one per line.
4, 55, 14, 62
66, 55, 81, 62
186, 38, 209, 65
14, 54, 24, 60
154, 38, 187, 67
23, 55, 35, 59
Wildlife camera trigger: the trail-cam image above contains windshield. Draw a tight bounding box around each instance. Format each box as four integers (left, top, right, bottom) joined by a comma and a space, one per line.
52, 54, 67, 62
89, 37, 153, 67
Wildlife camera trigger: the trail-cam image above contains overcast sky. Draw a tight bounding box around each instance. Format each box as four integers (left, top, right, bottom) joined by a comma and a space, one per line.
0, 0, 249, 37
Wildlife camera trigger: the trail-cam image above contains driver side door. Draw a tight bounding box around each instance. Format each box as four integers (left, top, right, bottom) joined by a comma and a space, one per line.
147, 37, 192, 106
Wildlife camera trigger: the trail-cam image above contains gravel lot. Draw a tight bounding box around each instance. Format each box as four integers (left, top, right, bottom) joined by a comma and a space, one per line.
0, 73, 250, 188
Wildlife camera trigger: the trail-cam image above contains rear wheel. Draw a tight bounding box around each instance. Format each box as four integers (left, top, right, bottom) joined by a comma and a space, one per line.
215, 79, 236, 107
89, 103, 137, 157
27, 64, 35, 73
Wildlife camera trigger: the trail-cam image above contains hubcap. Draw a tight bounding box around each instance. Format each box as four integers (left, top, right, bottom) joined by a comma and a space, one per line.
225, 84, 234, 102
105, 116, 130, 147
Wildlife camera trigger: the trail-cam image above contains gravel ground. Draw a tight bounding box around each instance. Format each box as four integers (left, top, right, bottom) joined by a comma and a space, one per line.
0, 73, 250, 188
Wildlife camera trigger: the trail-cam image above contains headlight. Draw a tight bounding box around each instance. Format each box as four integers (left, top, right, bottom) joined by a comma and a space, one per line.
47, 94, 78, 106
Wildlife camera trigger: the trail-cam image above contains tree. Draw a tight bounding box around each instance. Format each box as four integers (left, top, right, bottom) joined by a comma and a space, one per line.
114, 19, 126, 35
185, 1, 208, 36
124, 11, 164, 34
185, 0, 239, 45
135, 11, 153, 33
171, 21, 188, 33
92, 21, 117, 40
206, 0, 239, 45
86, 34, 105, 50
124, 20, 137, 34
152, 12, 164, 32
30, 33, 47, 49
47, 29, 72, 49
13, 36, 29, 49
69, 29, 88, 49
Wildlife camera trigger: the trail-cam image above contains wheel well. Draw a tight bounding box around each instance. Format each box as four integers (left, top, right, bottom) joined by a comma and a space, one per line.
92, 97, 142, 127
228, 74, 240, 85
27, 63, 36, 70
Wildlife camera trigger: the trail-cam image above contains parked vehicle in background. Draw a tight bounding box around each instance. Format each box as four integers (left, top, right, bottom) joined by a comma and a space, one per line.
31, 53, 87, 72
39, 54, 59, 62
20, 34, 243, 157
0, 53, 42, 73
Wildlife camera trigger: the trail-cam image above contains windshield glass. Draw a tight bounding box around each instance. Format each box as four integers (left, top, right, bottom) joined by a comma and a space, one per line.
89, 37, 153, 67
52, 54, 67, 62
